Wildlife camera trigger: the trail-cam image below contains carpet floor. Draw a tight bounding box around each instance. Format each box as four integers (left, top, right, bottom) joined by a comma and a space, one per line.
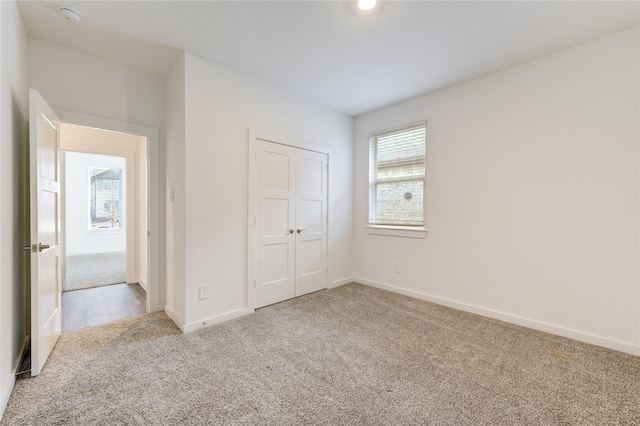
65, 252, 126, 291
2, 283, 639, 425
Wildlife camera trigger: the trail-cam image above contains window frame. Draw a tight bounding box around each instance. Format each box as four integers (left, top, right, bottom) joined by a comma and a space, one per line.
367, 121, 427, 239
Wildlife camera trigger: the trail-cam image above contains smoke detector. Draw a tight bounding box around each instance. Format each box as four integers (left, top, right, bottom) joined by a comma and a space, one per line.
59, 7, 82, 22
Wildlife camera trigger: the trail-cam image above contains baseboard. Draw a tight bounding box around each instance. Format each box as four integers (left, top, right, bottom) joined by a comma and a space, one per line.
183, 308, 254, 334
163, 304, 186, 332
353, 277, 640, 356
138, 279, 147, 291
329, 277, 353, 289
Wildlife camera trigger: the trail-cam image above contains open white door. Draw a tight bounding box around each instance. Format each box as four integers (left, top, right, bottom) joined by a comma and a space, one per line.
28, 89, 62, 376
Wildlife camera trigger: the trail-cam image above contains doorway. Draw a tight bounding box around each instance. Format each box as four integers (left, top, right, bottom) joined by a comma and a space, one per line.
27, 89, 161, 376
59, 123, 148, 332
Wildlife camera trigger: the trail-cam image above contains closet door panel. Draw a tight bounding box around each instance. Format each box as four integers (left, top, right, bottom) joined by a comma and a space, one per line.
295, 151, 328, 297
255, 142, 296, 308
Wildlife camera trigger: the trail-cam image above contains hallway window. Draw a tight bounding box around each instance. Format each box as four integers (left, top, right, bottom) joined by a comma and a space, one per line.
89, 167, 123, 229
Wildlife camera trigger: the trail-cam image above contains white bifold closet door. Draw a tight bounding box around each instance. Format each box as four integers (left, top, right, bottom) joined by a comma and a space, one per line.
255, 140, 328, 309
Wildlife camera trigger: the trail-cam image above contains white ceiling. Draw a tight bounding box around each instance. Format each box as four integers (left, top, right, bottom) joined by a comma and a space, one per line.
17, 1, 639, 117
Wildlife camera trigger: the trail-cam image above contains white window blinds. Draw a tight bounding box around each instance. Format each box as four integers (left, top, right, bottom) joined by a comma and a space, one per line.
369, 124, 425, 226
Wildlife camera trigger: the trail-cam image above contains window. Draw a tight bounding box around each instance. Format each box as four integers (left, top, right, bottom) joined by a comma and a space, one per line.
89, 167, 123, 229
369, 124, 425, 227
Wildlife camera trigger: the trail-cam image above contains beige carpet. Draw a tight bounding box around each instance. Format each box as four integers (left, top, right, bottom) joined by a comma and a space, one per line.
65, 252, 126, 291
3, 283, 639, 425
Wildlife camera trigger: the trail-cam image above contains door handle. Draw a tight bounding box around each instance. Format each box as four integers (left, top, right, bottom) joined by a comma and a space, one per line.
38, 243, 50, 252
287, 228, 295, 234
296, 228, 306, 234
23, 244, 36, 252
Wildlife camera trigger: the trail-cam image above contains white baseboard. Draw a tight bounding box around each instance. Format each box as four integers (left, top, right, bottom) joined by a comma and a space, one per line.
138, 279, 147, 291
354, 277, 640, 356
183, 308, 254, 334
163, 304, 186, 332
329, 277, 353, 289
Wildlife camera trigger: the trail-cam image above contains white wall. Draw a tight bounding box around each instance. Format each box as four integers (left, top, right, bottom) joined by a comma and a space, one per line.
27, 38, 165, 130
64, 152, 127, 256
353, 26, 640, 354
0, 0, 28, 416
167, 52, 354, 330
164, 54, 186, 325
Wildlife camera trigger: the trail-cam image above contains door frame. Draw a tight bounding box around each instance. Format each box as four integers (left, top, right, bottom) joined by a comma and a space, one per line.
247, 128, 333, 310
56, 110, 162, 313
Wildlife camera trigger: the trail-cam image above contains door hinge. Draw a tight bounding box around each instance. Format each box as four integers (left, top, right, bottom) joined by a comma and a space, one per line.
254, 216, 257, 225
253, 280, 256, 288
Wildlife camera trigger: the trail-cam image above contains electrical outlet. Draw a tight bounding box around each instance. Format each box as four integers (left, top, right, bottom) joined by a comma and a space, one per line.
199, 285, 209, 300
394, 263, 400, 274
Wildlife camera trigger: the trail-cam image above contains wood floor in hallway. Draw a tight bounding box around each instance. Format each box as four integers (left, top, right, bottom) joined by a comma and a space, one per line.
62, 283, 146, 332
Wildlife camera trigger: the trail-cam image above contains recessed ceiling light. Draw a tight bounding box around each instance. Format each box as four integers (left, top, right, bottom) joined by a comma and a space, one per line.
358, 0, 377, 11
59, 7, 82, 23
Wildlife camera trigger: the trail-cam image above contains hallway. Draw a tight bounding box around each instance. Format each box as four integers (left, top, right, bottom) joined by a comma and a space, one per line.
62, 283, 146, 332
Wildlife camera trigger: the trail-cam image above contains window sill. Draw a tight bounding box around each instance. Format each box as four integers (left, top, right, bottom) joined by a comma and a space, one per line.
366, 225, 427, 239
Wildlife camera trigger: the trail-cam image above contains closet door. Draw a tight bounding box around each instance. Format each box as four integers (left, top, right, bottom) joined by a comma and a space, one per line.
255, 141, 296, 308
254, 139, 328, 309
295, 149, 328, 296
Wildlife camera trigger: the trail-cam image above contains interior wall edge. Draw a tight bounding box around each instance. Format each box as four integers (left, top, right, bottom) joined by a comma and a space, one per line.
353, 277, 640, 356
0, 374, 15, 421
163, 304, 186, 333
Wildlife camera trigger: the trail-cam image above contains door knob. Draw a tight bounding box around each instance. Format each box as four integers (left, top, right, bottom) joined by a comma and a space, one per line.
38, 243, 50, 252
296, 228, 306, 234
287, 228, 294, 234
